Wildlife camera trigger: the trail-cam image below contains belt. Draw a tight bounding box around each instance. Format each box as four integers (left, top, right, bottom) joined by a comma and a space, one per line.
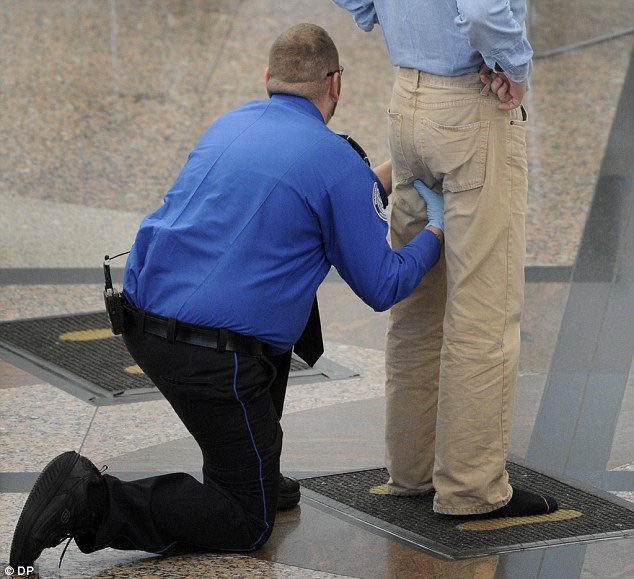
123, 301, 264, 356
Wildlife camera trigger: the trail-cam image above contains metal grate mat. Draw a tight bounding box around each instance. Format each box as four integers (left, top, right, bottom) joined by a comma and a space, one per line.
0, 312, 357, 405
300, 463, 634, 559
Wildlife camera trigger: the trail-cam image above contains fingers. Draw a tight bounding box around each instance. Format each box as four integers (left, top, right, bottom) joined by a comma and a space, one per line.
490, 76, 504, 93
479, 64, 493, 85
413, 179, 443, 208
497, 97, 522, 111
497, 78, 526, 110
486, 74, 526, 110
490, 76, 511, 102
486, 74, 513, 105
413, 179, 445, 233
412, 179, 432, 197
496, 81, 510, 103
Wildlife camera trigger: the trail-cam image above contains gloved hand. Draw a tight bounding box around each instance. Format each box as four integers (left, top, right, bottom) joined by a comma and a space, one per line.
413, 179, 444, 233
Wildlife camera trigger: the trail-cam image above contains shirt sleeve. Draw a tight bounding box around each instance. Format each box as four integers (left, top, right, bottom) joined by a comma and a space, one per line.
455, 0, 533, 82
331, 0, 378, 32
319, 165, 441, 312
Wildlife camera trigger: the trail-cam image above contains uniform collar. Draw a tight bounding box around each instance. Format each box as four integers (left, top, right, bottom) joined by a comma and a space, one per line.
270, 93, 325, 123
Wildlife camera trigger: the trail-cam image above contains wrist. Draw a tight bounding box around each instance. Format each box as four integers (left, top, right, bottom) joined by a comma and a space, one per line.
425, 225, 444, 244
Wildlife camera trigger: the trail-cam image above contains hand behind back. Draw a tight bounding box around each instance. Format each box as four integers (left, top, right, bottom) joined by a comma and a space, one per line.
480, 65, 525, 111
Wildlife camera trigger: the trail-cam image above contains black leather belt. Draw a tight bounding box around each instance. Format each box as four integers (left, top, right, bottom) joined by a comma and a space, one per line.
123, 300, 264, 356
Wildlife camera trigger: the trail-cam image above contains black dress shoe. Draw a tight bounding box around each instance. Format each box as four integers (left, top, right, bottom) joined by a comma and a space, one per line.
277, 473, 300, 510
10, 451, 108, 568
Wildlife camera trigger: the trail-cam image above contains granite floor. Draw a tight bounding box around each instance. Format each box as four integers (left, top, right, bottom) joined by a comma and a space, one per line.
1, 1, 633, 577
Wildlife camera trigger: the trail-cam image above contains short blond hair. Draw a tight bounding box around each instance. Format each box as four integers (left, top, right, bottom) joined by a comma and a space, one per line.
267, 23, 339, 102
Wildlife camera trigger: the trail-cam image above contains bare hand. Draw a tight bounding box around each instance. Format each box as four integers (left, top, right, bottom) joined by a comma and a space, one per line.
480, 65, 525, 111
497, 77, 525, 110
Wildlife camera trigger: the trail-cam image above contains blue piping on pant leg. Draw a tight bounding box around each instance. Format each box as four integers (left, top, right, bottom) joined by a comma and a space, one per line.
231, 351, 270, 547
130, 354, 269, 555
152, 540, 178, 554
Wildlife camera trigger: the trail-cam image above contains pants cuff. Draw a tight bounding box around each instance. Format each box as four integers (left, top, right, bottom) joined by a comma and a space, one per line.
433, 484, 512, 515
387, 478, 433, 496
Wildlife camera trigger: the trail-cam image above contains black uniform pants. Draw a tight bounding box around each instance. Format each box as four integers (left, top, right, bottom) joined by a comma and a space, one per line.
267, 348, 292, 420
78, 313, 282, 555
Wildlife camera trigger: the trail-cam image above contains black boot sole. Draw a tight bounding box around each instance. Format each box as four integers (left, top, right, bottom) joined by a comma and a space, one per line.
277, 490, 301, 510
10, 451, 80, 568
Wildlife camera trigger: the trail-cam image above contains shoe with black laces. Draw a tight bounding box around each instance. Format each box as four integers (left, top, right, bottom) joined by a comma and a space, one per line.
277, 473, 301, 510
10, 451, 108, 569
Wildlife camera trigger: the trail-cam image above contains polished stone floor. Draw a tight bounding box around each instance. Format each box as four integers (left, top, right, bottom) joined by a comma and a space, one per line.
1, 1, 633, 577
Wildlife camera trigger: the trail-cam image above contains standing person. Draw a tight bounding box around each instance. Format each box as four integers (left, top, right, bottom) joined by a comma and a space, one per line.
333, 1, 559, 517
10, 23, 446, 569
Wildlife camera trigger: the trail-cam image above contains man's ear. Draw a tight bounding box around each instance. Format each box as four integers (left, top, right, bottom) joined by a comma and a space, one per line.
329, 72, 341, 103
265, 67, 271, 83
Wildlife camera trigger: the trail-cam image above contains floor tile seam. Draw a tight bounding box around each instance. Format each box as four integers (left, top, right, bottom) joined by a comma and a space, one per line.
0, 189, 146, 215
532, 27, 634, 59
244, 556, 353, 578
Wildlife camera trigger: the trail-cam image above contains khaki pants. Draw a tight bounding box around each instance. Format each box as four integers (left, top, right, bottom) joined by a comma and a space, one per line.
385, 68, 528, 514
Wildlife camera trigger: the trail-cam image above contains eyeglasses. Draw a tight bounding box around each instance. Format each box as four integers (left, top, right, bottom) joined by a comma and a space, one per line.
326, 66, 344, 77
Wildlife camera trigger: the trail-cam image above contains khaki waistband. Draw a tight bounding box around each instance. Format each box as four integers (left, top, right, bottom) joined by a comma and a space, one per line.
397, 67, 484, 90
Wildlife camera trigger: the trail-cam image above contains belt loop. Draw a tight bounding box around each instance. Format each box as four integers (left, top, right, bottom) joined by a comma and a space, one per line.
166, 318, 177, 343
480, 81, 491, 96
217, 328, 228, 353
139, 311, 146, 334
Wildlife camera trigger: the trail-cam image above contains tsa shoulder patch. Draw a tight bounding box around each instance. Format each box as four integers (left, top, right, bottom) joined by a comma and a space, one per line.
372, 182, 388, 221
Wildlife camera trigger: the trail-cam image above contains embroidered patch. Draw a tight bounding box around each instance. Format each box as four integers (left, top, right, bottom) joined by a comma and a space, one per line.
372, 182, 387, 221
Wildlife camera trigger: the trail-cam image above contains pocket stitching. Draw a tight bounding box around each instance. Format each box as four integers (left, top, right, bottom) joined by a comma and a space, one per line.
388, 109, 414, 185
417, 118, 490, 193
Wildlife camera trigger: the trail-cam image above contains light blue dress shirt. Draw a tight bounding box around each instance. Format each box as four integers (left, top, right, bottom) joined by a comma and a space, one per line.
333, 0, 532, 82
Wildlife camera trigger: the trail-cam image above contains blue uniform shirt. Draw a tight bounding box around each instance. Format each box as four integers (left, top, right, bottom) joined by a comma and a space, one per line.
333, 0, 532, 82
124, 94, 440, 354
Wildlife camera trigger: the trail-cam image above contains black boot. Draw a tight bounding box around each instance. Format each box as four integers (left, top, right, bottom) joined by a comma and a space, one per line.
277, 473, 301, 510
10, 451, 108, 568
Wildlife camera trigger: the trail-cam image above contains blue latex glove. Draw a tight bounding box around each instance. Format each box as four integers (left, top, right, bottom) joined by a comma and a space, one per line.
413, 179, 444, 233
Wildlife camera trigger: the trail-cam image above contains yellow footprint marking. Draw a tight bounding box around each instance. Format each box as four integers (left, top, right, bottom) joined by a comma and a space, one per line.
457, 509, 582, 531
369, 484, 389, 495
59, 328, 114, 341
